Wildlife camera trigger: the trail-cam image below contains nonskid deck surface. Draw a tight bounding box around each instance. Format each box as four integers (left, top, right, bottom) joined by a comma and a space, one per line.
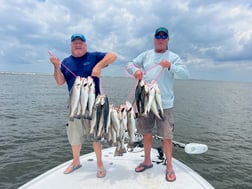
19, 147, 214, 189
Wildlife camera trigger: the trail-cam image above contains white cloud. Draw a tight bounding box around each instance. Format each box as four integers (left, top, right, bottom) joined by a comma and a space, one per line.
0, 0, 252, 82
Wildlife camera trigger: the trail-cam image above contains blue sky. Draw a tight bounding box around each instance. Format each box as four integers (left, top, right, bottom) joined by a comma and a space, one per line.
0, 0, 252, 82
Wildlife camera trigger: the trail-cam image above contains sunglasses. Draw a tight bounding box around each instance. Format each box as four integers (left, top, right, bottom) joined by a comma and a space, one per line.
155, 34, 168, 40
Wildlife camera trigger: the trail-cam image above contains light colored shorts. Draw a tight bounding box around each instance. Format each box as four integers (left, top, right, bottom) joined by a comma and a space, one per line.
137, 108, 175, 139
66, 118, 90, 145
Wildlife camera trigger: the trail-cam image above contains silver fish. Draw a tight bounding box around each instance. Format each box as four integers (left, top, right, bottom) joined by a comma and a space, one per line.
110, 106, 121, 141
87, 76, 96, 119
106, 104, 113, 133
101, 95, 110, 138
125, 101, 136, 149
96, 108, 104, 140
153, 83, 164, 117
89, 95, 101, 135
119, 104, 127, 154
88, 94, 109, 142
79, 77, 89, 117
97, 95, 107, 139
111, 105, 126, 156
106, 125, 113, 146
107, 105, 118, 146
150, 96, 163, 120
135, 79, 145, 114
104, 104, 113, 143
69, 76, 82, 120
111, 122, 117, 146
95, 95, 103, 138
119, 104, 127, 131
142, 83, 155, 117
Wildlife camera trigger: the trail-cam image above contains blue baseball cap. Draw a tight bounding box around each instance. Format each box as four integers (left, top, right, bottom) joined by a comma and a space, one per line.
71, 33, 86, 42
155, 27, 169, 38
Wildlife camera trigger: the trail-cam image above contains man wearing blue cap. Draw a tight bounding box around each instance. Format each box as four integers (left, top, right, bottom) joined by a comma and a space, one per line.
125, 27, 189, 181
50, 33, 117, 178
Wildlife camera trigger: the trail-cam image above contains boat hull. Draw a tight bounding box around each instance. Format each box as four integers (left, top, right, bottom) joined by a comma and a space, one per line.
18, 146, 214, 189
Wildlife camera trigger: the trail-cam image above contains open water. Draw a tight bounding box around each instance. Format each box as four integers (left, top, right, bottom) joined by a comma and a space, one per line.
0, 73, 251, 189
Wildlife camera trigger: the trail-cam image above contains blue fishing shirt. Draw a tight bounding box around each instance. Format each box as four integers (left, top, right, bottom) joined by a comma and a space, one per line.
61, 52, 106, 95
126, 49, 189, 109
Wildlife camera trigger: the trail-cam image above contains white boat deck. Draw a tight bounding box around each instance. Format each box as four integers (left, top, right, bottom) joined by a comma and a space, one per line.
18, 147, 214, 189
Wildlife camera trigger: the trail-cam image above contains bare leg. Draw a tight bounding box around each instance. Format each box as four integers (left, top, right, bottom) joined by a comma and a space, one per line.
93, 142, 104, 169
142, 133, 153, 165
163, 138, 173, 171
64, 144, 81, 173
93, 142, 106, 178
163, 138, 176, 181
135, 133, 153, 172
71, 144, 81, 165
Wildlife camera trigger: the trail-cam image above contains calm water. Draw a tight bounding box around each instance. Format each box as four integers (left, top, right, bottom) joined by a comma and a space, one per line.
0, 73, 251, 189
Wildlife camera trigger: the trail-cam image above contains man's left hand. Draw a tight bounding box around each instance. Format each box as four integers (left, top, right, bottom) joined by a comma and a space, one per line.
91, 65, 102, 77
159, 60, 171, 70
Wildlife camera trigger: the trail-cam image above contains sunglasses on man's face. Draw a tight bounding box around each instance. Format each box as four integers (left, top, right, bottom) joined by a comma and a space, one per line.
155, 34, 168, 40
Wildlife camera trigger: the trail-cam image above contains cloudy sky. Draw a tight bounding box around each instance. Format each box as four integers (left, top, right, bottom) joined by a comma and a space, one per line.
0, 0, 252, 82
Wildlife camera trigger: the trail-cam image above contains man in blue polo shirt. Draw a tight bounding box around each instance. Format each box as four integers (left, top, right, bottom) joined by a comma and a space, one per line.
50, 33, 116, 178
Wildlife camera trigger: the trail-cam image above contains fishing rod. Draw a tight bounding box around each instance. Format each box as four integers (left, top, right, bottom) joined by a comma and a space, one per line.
153, 135, 208, 155
128, 132, 208, 155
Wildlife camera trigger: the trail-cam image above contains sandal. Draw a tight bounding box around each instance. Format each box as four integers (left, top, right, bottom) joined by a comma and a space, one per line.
64, 164, 82, 174
97, 168, 106, 178
135, 163, 153, 172
166, 170, 176, 182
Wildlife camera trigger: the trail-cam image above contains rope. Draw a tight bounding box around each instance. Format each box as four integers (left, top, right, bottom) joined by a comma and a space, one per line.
48, 51, 77, 78
100, 79, 104, 95
126, 80, 138, 101
124, 63, 164, 100
61, 63, 78, 78
48, 50, 104, 94
152, 67, 165, 83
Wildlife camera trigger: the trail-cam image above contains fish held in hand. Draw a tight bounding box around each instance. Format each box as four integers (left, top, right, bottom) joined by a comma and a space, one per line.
79, 77, 89, 117
135, 79, 145, 115
125, 101, 136, 149
153, 83, 164, 118
87, 76, 96, 120
69, 76, 82, 120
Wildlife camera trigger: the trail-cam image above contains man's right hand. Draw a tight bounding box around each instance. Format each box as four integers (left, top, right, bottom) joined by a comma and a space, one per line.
48, 51, 61, 68
50, 56, 61, 68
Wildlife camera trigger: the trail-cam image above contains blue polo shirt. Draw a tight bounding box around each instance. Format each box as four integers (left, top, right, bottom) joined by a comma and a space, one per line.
61, 52, 106, 95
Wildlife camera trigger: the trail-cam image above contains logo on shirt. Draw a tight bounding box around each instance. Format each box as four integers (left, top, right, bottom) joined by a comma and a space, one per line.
83, 61, 90, 66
